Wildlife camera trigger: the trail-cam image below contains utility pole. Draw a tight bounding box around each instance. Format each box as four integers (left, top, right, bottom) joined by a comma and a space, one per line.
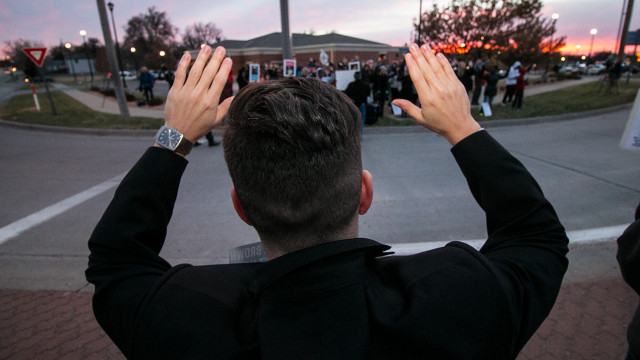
96, 0, 129, 117
280, 0, 292, 60
618, 0, 635, 62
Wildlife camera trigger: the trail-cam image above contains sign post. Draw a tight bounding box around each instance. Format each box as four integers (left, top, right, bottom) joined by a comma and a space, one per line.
22, 47, 57, 116
30, 84, 40, 111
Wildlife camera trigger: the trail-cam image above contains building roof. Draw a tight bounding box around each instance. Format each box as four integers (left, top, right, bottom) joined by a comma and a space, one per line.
215, 32, 390, 50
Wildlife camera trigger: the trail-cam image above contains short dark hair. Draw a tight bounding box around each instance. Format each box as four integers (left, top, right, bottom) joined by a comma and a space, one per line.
223, 77, 362, 251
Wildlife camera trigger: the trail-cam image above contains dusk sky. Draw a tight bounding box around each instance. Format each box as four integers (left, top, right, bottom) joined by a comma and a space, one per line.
0, 0, 639, 58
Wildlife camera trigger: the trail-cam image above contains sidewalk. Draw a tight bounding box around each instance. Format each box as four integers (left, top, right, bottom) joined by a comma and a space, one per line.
54, 83, 165, 119
1, 276, 635, 359
53, 77, 602, 120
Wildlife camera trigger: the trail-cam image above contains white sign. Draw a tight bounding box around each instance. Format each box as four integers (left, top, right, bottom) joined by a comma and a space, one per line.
620, 89, 640, 151
249, 64, 260, 83
481, 102, 492, 117
319, 49, 329, 66
348, 61, 360, 72
335, 70, 357, 91
284, 59, 296, 77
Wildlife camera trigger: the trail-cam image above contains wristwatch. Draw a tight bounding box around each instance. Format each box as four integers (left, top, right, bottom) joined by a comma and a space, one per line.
155, 125, 194, 156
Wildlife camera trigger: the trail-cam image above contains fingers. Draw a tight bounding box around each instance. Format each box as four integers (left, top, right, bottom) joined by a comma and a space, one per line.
198, 46, 227, 92
204, 57, 232, 104
404, 52, 430, 105
171, 53, 191, 92
407, 44, 437, 90
435, 52, 457, 83
185, 45, 212, 89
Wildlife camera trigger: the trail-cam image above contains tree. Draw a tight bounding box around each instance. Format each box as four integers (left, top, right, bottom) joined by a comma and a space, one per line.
415, 0, 565, 66
4, 38, 45, 77
123, 6, 177, 69
182, 22, 223, 49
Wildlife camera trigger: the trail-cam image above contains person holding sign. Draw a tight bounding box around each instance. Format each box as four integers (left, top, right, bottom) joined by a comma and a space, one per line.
87, 44, 568, 359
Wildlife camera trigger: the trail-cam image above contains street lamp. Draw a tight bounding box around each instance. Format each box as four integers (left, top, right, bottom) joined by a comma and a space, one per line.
589, 28, 598, 59
130, 47, 139, 77
159, 51, 166, 57
64, 42, 77, 82
79, 29, 94, 83
107, 1, 127, 88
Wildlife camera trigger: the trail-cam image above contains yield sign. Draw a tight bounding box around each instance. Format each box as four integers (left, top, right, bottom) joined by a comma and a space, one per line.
23, 47, 48, 67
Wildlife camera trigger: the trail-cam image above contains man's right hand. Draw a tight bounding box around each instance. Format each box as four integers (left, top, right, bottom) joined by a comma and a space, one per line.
392, 43, 481, 145
163, 46, 233, 144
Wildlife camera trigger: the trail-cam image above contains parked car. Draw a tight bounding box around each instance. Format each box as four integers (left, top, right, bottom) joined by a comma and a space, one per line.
576, 63, 587, 74
587, 64, 606, 75
557, 65, 578, 74
119, 71, 136, 80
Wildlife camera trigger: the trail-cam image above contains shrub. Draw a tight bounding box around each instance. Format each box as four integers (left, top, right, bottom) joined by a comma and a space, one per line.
146, 98, 164, 106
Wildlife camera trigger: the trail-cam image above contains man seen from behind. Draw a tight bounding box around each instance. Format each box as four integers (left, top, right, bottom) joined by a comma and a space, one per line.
86, 43, 569, 359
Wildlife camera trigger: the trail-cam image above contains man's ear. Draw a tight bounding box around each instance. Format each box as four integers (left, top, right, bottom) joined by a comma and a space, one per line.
359, 170, 373, 215
231, 186, 252, 226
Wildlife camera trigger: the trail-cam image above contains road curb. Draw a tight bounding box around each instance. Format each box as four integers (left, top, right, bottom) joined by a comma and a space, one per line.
0, 103, 633, 137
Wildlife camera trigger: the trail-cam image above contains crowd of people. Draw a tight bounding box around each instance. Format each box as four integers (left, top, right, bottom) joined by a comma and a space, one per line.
233, 56, 418, 123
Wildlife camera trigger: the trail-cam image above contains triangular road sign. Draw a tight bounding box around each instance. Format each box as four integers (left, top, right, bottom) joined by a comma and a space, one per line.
23, 47, 48, 67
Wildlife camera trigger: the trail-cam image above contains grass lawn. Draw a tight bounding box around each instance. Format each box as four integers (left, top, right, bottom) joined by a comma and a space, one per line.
375, 80, 640, 126
0, 91, 163, 129
1, 80, 639, 130
470, 80, 640, 120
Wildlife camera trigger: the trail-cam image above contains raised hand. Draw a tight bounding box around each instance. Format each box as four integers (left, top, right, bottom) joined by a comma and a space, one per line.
392, 43, 481, 145
163, 45, 234, 143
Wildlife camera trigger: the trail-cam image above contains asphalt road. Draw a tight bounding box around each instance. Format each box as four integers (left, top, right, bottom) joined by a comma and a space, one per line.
0, 83, 639, 292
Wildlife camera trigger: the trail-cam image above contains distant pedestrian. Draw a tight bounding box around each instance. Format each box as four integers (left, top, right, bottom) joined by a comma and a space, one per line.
456, 61, 473, 97
512, 64, 527, 109
344, 71, 371, 133
471, 59, 485, 105
482, 66, 507, 114
502, 61, 520, 105
607, 61, 623, 95
617, 201, 640, 360
161, 65, 174, 88
237, 65, 249, 89
138, 66, 155, 103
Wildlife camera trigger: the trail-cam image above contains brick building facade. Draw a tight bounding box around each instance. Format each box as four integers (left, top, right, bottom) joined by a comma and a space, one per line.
190, 32, 405, 75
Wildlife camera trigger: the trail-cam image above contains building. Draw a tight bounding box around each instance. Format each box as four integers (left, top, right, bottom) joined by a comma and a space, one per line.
194, 32, 406, 74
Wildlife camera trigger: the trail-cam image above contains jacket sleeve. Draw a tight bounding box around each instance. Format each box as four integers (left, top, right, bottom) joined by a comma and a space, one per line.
617, 202, 640, 294
85, 147, 188, 356
451, 130, 569, 350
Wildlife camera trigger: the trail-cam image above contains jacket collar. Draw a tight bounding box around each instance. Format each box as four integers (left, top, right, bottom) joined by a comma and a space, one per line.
248, 238, 390, 296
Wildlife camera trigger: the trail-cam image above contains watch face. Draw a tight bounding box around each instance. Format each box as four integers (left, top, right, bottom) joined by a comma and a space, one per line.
157, 127, 183, 150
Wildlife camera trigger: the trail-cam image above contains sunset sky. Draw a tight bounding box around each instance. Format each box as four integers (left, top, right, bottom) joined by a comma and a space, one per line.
0, 0, 638, 58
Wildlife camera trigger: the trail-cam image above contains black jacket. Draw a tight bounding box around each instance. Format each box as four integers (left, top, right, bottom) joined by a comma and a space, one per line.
86, 131, 569, 359
617, 202, 640, 357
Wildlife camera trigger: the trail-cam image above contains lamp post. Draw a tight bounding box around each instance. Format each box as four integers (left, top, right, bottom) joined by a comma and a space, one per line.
589, 28, 598, 60
417, 0, 423, 46
130, 47, 138, 77
64, 42, 77, 83
107, 1, 127, 88
79, 30, 94, 83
